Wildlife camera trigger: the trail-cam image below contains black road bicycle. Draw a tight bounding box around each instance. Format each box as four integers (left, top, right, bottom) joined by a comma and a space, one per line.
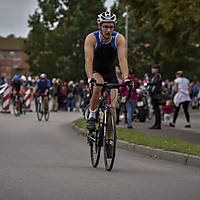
35, 93, 50, 121
87, 82, 132, 171
13, 93, 26, 116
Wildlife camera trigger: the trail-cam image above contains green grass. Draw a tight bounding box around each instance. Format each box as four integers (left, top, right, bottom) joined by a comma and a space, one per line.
74, 118, 200, 157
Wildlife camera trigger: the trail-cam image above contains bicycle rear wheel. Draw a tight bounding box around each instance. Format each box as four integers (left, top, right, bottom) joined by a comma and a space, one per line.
104, 108, 117, 171
37, 102, 43, 121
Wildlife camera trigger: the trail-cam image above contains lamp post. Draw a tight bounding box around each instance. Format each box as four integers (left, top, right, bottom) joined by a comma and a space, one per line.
125, 5, 129, 62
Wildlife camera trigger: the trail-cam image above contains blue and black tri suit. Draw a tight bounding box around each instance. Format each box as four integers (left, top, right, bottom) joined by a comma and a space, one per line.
92, 30, 118, 84
36, 79, 50, 94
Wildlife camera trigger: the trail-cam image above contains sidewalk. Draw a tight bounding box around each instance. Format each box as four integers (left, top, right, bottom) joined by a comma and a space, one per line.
119, 109, 200, 144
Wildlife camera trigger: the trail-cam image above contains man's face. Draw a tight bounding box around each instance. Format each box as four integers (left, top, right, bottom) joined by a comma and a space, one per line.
99, 22, 115, 39
152, 68, 158, 74
52, 78, 56, 84
41, 78, 46, 83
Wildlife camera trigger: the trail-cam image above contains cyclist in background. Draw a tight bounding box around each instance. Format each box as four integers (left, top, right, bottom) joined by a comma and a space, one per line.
10, 74, 24, 113
32, 73, 50, 113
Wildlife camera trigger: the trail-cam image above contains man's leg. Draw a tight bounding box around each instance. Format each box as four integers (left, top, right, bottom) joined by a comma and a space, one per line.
44, 96, 49, 111
19, 96, 23, 113
65, 98, 69, 111
107, 89, 118, 137
51, 97, 55, 111
70, 98, 75, 112
37, 97, 40, 111
87, 73, 104, 131
35, 96, 38, 112
55, 96, 58, 111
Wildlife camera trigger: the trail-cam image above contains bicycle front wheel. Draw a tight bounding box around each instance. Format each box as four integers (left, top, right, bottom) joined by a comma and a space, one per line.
13, 101, 18, 116
44, 104, 50, 121
89, 129, 101, 168
104, 108, 117, 171
44, 110, 50, 121
37, 102, 43, 121
13, 101, 20, 116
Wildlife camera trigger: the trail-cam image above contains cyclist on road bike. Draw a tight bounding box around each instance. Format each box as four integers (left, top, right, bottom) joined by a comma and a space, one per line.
32, 73, 50, 112
10, 74, 24, 113
84, 11, 132, 156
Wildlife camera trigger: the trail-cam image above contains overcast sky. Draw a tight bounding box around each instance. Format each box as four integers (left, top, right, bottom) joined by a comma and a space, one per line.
0, 0, 115, 38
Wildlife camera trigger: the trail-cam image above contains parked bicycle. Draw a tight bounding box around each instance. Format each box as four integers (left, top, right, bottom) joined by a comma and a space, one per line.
35, 93, 50, 121
87, 82, 132, 171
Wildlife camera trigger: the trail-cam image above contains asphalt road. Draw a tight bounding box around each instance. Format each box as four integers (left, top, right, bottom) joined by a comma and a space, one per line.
0, 111, 200, 200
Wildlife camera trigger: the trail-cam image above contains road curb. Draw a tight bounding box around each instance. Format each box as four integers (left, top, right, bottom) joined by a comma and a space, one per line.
72, 123, 200, 168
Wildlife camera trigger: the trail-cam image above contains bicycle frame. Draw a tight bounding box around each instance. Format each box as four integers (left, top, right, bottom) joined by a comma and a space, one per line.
87, 82, 132, 171
35, 93, 50, 121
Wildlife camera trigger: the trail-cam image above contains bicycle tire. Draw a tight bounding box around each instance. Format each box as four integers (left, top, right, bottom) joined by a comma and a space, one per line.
89, 109, 102, 168
44, 106, 50, 121
37, 103, 43, 121
13, 101, 21, 116
104, 108, 117, 171
89, 130, 101, 168
13, 101, 18, 116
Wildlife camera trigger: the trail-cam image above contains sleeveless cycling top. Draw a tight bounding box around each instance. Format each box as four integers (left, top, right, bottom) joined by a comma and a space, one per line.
92, 30, 118, 75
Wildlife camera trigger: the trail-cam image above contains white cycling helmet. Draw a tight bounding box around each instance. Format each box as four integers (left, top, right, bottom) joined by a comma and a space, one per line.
40, 73, 47, 79
20, 75, 26, 82
97, 11, 117, 24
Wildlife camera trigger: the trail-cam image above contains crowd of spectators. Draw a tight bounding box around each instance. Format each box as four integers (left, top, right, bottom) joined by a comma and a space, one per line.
1, 72, 200, 120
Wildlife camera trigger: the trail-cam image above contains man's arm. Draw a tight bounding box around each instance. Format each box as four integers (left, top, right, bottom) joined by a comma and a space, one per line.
32, 85, 38, 95
84, 33, 96, 80
148, 73, 162, 86
116, 34, 129, 79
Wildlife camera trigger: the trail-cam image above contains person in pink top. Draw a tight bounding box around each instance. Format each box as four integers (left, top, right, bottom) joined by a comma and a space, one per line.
120, 68, 139, 128
162, 100, 172, 126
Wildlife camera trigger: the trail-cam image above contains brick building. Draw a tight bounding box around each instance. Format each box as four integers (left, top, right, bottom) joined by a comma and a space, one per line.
0, 37, 29, 78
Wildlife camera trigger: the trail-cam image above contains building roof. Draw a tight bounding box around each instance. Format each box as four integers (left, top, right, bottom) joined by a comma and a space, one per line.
0, 37, 25, 50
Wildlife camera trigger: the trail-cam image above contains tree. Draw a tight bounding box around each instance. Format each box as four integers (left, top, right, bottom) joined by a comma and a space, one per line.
111, 3, 157, 78
7, 34, 16, 38
24, 0, 105, 81
117, 0, 200, 80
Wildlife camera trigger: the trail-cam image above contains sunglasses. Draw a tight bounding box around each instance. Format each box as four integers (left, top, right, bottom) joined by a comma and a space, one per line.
101, 25, 115, 30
